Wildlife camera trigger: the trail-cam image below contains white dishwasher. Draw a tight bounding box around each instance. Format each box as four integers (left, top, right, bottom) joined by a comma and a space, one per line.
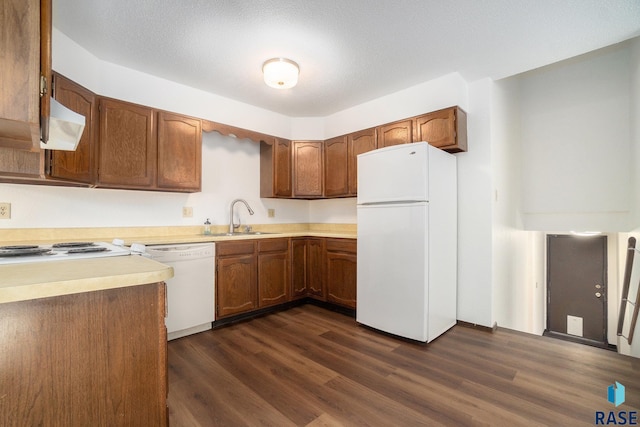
145, 242, 215, 340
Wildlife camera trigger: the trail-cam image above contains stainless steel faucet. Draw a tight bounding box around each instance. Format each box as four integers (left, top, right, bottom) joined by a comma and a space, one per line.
229, 199, 254, 233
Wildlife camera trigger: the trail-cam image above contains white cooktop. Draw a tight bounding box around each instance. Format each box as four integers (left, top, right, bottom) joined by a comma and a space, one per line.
0, 242, 131, 265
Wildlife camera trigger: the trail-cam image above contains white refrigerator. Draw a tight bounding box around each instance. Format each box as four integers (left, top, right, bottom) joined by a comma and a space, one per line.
356, 142, 457, 342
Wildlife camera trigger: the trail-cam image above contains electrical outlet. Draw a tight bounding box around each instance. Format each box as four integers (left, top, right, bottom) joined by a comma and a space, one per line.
182, 206, 193, 218
0, 202, 11, 219
268, 208, 275, 218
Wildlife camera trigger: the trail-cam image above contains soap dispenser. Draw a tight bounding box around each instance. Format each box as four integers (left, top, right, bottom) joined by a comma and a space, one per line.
204, 218, 211, 235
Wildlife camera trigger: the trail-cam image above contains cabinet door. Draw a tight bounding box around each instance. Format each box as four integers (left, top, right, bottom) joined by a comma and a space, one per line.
157, 111, 202, 192
348, 128, 376, 195
260, 138, 292, 198
0, 0, 42, 151
293, 140, 323, 197
307, 238, 326, 300
326, 240, 357, 309
377, 119, 413, 148
258, 251, 289, 307
414, 106, 467, 153
0, 283, 168, 426
324, 135, 348, 197
49, 73, 97, 183
97, 98, 156, 188
258, 238, 289, 307
216, 254, 257, 318
273, 138, 292, 197
290, 238, 307, 299
324, 136, 349, 197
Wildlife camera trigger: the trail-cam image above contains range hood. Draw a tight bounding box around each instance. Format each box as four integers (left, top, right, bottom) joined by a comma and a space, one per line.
40, 98, 85, 151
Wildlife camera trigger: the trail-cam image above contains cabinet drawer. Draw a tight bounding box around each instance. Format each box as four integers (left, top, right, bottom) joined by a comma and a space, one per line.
325, 238, 356, 253
216, 240, 256, 256
258, 238, 289, 253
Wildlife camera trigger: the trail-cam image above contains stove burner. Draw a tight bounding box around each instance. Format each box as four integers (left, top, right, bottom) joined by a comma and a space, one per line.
0, 245, 39, 250
66, 247, 109, 254
0, 247, 52, 257
52, 242, 96, 248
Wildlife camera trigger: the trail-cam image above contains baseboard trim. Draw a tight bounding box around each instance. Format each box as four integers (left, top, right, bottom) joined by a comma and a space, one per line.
212, 298, 355, 329
543, 330, 617, 351
457, 320, 498, 333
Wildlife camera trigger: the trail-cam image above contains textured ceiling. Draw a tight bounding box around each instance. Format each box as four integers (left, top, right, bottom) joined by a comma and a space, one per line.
53, 0, 640, 117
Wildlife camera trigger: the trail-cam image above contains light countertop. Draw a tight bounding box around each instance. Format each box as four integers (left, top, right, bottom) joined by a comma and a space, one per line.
0, 224, 355, 304
0, 255, 174, 304
0, 223, 356, 246
125, 230, 356, 246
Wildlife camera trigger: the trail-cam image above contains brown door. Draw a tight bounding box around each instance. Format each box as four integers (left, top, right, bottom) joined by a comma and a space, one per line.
547, 234, 607, 344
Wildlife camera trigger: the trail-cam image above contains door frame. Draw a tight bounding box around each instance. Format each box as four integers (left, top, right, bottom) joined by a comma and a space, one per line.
544, 234, 611, 349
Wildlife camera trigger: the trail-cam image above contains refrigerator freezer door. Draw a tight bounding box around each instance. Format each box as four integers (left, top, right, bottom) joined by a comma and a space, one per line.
357, 142, 429, 205
357, 202, 429, 341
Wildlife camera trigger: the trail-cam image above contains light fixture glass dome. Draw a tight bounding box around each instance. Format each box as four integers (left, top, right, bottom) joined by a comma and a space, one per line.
262, 58, 299, 89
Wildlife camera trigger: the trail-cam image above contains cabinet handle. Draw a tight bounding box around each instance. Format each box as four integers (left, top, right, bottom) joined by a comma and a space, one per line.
40, 75, 48, 97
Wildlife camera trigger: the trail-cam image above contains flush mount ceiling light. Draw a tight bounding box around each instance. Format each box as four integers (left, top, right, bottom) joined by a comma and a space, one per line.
262, 58, 299, 89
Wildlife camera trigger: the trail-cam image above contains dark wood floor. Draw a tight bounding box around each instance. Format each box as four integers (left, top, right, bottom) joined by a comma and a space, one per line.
167, 304, 640, 426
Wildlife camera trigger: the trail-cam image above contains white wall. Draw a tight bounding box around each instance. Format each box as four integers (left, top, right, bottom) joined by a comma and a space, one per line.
519, 41, 636, 232
0, 132, 310, 229
323, 73, 468, 139
492, 38, 640, 341
491, 76, 546, 334
455, 79, 494, 327
53, 29, 294, 139
617, 37, 640, 357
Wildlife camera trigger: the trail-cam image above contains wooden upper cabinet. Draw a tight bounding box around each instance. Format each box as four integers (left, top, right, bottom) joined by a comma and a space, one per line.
293, 140, 323, 198
157, 111, 202, 192
0, 0, 50, 151
377, 119, 413, 148
39, 0, 52, 145
414, 106, 467, 153
324, 135, 349, 197
97, 98, 156, 189
348, 128, 376, 195
48, 73, 97, 183
260, 138, 291, 198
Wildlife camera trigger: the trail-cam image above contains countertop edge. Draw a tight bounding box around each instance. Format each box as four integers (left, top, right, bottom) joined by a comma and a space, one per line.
0, 256, 174, 304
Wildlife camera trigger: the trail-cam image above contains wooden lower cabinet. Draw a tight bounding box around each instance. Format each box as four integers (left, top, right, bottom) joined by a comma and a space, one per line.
258, 238, 289, 307
290, 238, 326, 301
306, 238, 326, 300
290, 238, 307, 299
325, 239, 357, 309
0, 282, 168, 426
216, 237, 356, 320
216, 240, 257, 318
